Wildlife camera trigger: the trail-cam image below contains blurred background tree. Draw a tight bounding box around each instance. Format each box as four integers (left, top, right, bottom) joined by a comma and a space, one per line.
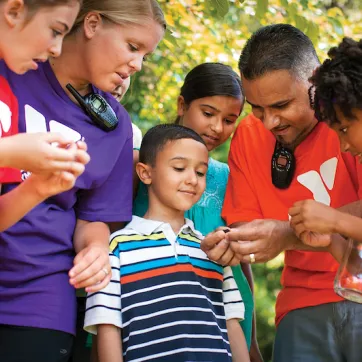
123, 1, 362, 360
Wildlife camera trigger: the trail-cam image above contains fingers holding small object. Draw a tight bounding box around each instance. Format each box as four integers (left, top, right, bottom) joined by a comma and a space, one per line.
249, 253, 256, 264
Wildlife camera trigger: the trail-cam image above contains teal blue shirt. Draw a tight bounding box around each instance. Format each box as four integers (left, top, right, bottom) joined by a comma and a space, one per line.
133, 157, 254, 349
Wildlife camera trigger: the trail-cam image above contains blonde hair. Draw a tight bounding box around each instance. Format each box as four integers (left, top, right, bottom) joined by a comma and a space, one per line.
1, 0, 82, 19
71, 0, 166, 32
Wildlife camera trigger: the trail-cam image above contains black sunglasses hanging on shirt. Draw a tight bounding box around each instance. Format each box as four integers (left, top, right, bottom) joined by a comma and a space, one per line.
66, 83, 119, 132
271, 142, 296, 189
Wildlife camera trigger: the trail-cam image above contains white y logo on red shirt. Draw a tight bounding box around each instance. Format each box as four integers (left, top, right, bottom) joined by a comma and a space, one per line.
296, 157, 338, 206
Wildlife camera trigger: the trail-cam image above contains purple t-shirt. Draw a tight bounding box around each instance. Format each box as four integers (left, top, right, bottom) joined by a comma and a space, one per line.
0, 61, 133, 335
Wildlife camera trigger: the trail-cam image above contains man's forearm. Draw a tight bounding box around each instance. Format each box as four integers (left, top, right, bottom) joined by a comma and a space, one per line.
282, 222, 327, 252
338, 200, 362, 218
231, 220, 326, 253
328, 233, 349, 263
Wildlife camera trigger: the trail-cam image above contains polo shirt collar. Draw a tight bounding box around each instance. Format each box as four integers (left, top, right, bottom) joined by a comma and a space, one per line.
127, 216, 201, 238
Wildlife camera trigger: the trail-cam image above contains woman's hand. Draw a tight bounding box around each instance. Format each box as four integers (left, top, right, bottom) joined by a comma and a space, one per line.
69, 243, 111, 293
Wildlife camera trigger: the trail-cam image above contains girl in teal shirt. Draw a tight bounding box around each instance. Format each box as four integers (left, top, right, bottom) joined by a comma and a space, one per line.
134, 62, 255, 351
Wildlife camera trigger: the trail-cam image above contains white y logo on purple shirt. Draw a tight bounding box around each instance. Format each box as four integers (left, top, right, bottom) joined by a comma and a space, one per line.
22, 104, 83, 180
0, 100, 12, 137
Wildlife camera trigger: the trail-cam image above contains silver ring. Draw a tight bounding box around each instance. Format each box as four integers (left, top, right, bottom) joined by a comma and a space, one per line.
101, 267, 109, 276
249, 253, 256, 264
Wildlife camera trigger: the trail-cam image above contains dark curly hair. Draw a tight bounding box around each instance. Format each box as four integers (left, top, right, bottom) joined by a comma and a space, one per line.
310, 37, 362, 125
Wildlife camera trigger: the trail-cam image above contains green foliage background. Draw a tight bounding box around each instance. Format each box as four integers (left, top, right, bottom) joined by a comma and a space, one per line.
123, 1, 362, 360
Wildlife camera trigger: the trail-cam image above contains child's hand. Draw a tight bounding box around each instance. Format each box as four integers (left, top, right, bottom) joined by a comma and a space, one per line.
27, 142, 90, 198
1, 132, 86, 173
289, 200, 335, 247
29, 170, 79, 199
201, 227, 239, 266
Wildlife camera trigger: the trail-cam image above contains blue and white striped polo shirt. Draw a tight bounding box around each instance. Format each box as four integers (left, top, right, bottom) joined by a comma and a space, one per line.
85, 216, 244, 362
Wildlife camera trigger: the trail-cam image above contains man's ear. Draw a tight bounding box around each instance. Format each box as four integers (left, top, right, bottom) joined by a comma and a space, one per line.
177, 95, 186, 117
136, 162, 153, 185
3, 0, 26, 28
83, 12, 103, 40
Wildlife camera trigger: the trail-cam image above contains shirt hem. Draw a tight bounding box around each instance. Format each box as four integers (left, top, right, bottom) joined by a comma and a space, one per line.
84, 316, 122, 335
0, 319, 75, 336
76, 212, 132, 223
225, 305, 245, 321
276, 295, 344, 326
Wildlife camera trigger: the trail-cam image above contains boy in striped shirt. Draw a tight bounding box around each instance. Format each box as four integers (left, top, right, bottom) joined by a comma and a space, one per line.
84, 124, 248, 362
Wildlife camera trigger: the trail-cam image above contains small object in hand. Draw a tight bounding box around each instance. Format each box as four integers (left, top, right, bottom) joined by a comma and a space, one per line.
249, 253, 256, 264
223, 228, 231, 234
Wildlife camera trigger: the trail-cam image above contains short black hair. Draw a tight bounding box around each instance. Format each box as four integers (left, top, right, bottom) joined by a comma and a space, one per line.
139, 124, 206, 166
310, 37, 362, 126
239, 24, 320, 81
176, 62, 243, 124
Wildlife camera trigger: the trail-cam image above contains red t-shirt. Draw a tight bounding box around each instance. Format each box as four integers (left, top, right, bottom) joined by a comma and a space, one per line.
0, 75, 21, 182
222, 114, 361, 325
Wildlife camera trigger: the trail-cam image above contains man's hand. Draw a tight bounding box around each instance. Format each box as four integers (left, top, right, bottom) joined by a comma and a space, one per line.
201, 227, 240, 266
227, 219, 290, 264
69, 243, 111, 293
0, 132, 89, 174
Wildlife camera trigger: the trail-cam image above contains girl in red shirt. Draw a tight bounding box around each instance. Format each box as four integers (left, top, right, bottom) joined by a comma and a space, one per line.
0, 0, 89, 231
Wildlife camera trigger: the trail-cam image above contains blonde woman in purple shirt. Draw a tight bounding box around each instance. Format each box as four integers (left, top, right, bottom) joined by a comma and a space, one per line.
0, 1, 165, 361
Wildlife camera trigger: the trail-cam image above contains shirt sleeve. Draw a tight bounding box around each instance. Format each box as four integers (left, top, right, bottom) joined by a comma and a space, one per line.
0, 76, 22, 183
75, 136, 133, 223
222, 266, 245, 321
132, 123, 142, 150
84, 249, 122, 334
222, 123, 263, 225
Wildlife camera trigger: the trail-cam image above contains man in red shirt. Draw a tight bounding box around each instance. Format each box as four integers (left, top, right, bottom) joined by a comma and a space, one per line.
202, 24, 362, 361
